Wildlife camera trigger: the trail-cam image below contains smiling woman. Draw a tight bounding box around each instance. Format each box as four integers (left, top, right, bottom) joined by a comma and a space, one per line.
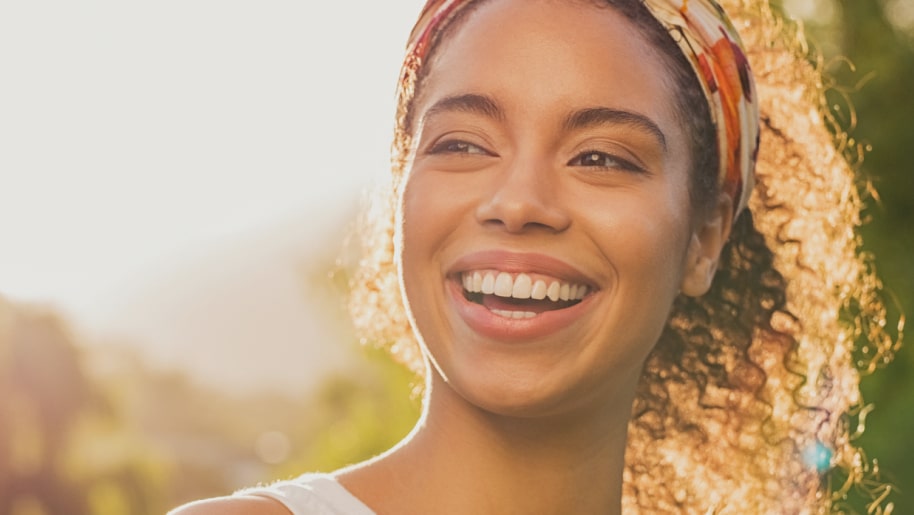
170, 0, 897, 513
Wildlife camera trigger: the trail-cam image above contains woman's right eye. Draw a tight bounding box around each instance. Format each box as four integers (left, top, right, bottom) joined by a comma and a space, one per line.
427, 139, 491, 155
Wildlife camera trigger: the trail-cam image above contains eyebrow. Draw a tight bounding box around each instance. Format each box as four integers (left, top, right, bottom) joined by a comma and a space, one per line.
421, 93, 505, 125
419, 96, 667, 151
562, 107, 667, 151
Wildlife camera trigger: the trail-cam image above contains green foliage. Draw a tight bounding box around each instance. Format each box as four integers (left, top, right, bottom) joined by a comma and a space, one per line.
274, 347, 421, 478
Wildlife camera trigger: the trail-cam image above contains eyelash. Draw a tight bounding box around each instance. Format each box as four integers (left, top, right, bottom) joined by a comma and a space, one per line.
427, 139, 492, 156
568, 150, 644, 173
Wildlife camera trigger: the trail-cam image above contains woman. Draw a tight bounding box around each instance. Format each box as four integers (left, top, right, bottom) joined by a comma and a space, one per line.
172, 0, 897, 513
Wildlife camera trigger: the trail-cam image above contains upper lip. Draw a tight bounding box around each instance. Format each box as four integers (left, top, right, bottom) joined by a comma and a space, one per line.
447, 250, 598, 289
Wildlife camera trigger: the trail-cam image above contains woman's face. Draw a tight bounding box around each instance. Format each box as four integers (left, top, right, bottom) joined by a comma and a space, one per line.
399, 0, 719, 418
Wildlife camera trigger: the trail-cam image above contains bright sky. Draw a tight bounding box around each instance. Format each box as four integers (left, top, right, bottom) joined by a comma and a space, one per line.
0, 1, 422, 325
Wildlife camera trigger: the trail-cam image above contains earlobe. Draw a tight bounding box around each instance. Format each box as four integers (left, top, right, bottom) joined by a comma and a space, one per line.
680, 195, 734, 297
680, 250, 718, 297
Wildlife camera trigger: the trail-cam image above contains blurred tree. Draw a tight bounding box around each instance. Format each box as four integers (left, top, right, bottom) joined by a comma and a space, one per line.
0, 297, 323, 513
0, 297, 167, 515
84, 342, 315, 508
0, 298, 94, 514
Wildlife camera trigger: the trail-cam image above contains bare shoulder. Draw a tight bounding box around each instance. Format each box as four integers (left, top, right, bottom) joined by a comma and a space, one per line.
168, 494, 292, 515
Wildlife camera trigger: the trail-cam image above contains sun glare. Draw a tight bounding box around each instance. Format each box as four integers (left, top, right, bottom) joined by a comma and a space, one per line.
0, 1, 422, 329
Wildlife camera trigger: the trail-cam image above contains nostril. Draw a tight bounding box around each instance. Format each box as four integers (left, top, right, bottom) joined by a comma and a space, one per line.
473, 165, 571, 233
475, 197, 571, 234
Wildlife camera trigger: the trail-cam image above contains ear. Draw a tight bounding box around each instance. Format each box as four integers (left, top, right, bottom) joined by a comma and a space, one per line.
680, 194, 734, 297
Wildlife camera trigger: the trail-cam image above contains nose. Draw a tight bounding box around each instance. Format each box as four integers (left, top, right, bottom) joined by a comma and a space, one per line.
474, 156, 571, 234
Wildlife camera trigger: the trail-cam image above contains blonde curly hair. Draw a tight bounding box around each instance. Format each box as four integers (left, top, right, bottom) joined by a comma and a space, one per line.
348, 0, 901, 512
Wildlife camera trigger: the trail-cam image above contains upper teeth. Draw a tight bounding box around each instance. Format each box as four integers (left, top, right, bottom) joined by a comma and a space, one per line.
461, 271, 589, 301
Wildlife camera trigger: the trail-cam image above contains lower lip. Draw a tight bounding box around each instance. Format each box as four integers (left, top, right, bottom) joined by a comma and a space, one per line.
447, 280, 595, 342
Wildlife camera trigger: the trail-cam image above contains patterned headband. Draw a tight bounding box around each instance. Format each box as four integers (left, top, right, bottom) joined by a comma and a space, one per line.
400, 0, 759, 215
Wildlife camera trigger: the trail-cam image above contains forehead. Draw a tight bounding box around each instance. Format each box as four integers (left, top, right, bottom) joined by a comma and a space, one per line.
416, 0, 679, 128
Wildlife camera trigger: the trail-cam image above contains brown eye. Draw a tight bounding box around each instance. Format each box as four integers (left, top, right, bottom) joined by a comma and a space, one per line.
569, 150, 643, 173
579, 152, 611, 166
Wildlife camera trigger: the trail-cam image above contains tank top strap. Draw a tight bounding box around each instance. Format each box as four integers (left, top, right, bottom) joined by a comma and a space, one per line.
239, 473, 376, 515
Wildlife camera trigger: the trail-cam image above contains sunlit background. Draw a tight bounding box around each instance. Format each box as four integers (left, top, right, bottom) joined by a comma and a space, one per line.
1, 0, 424, 393
1, 0, 911, 513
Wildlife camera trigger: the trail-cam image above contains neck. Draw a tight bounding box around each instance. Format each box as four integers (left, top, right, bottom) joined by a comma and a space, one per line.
341, 372, 633, 515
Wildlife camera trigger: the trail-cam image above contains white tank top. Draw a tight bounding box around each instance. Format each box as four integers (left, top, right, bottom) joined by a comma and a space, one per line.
240, 473, 376, 515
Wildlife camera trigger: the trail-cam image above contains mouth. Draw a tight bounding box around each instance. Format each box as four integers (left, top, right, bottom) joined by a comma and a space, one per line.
458, 270, 591, 320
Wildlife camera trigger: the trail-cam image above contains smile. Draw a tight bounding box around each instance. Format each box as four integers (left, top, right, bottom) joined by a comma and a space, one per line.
460, 270, 590, 319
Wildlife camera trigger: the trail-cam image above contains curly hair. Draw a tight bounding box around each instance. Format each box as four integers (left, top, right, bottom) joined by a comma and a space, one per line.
348, 0, 900, 512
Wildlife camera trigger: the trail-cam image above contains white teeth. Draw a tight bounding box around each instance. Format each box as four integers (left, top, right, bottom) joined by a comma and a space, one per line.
491, 309, 537, 319
494, 272, 513, 297
462, 271, 589, 302
559, 283, 570, 301
547, 281, 561, 301
531, 280, 547, 300
481, 273, 495, 294
512, 273, 533, 299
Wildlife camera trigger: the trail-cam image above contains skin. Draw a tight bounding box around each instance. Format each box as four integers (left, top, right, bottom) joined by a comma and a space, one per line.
169, 0, 731, 513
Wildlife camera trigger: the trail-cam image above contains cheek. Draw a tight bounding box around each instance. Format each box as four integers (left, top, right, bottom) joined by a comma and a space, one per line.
396, 180, 434, 353
399, 173, 445, 273
399, 168, 482, 268
398, 180, 428, 302
584, 189, 693, 298
629, 211, 689, 269
397, 172, 464, 318
397, 171, 477, 371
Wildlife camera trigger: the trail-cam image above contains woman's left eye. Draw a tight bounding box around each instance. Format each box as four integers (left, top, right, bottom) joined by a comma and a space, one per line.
568, 151, 643, 173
